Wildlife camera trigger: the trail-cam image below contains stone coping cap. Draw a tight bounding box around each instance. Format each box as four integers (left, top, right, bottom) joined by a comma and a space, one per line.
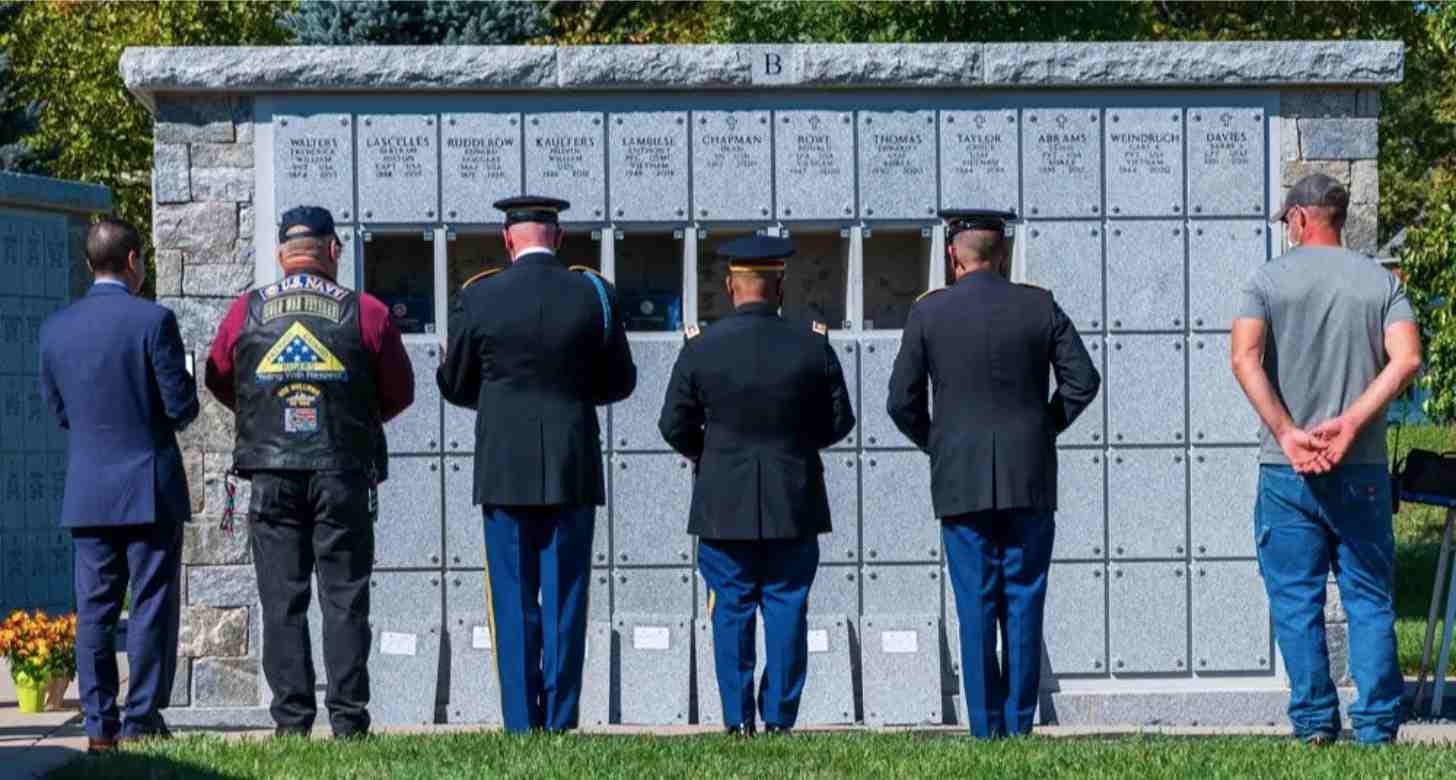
121, 41, 1403, 109
0, 171, 113, 214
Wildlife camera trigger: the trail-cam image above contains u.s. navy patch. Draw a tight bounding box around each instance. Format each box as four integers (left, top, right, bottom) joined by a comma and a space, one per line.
258, 273, 349, 302
277, 383, 322, 434
256, 322, 348, 383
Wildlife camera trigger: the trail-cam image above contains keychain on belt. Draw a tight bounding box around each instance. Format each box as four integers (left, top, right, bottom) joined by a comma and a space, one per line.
219, 468, 240, 534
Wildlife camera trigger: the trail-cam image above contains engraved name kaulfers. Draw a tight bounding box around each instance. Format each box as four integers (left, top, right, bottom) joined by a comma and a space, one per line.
538, 134, 595, 180
868, 130, 927, 178
950, 119, 1010, 177
449, 134, 514, 183
1036, 115, 1090, 176
788, 116, 841, 178
1201, 113, 1251, 167
285, 136, 341, 181
699, 122, 765, 172
1111, 130, 1180, 176
367, 135, 430, 180
621, 135, 678, 180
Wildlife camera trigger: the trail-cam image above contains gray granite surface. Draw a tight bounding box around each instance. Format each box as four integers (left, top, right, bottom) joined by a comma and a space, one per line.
1106, 221, 1185, 331
1189, 447, 1260, 559
1187, 108, 1266, 217
441, 112, 523, 223
1188, 220, 1270, 330
859, 614, 941, 726
939, 110, 1020, 214
1108, 448, 1188, 560
1189, 333, 1261, 444
373, 456, 443, 569
1105, 108, 1184, 217
858, 110, 937, 220
774, 110, 855, 221
1045, 562, 1107, 675
1054, 450, 1106, 561
1191, 560, 1272, 673
525, 111, 606, 223
609, 111, 689, 222
357, 114, 440, 223
860, 451, 940, 564
1109, 562, 1188, 674
272, 113, 355, 222
691, 111, 772, 221
615, 613, 690, 725
0, 171, 113, 214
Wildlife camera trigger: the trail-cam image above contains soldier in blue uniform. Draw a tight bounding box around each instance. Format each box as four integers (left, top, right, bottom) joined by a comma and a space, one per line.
887, 210, 1100, 738
437, 196, 636, 732
658, 235, 855, 736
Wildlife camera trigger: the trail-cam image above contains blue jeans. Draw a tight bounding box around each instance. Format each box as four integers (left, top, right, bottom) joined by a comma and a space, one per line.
942, 509, 1055, 739
1255, 464, 1402, 744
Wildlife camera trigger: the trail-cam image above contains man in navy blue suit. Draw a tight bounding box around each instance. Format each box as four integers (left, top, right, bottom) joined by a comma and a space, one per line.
38, 218, 199, 753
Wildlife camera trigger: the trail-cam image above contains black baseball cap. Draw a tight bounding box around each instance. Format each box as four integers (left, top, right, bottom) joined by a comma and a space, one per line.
494, 195, 570, 226
1273, 174, 1350, 223
278, 206, 337, 243
941, 209, 1018, 238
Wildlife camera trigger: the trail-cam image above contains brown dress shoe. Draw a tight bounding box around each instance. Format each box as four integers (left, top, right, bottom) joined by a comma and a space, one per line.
87, 737, 118, 754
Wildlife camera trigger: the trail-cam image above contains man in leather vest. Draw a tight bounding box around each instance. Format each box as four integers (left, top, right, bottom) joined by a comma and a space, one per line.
658, 235, 855, 736
205, 206, 414, 738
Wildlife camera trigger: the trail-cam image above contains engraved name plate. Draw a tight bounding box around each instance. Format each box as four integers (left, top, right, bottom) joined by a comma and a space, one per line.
1188, 108, 1266, 217
1022, 109, 1102, 218
940, 110, 1019, 214
1106, 109, 1184, 217
858, 110, 936, 220
774, 110, 855, 221
692, 111, 772, 222
358, 114, 439, 223
273, 114, 354, 222
525, 112, 606, 223
609, 111, 689, 222
442, 113, 522, 223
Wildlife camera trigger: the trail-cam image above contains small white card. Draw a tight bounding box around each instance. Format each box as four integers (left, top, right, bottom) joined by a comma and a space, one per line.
881, 630, 918, 654
380, 631, 417, 657
633, 625, 671, 651
807, 629, 830, 654
471, 626, 492, 650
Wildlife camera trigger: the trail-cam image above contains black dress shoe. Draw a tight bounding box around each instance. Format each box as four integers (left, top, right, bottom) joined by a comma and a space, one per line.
334, 728, 371, 741
274, 726, 312, 738
119, 725, 173, 744
764, 725, 792, 735
725, 723, 756, 738
87, 737, 118, 754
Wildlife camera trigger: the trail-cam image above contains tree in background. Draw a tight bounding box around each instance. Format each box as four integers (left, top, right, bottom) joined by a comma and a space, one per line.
0, 1, 53, 172
0, 0, 292, 296
284, 0, 545, 45
542, 1, 716, 45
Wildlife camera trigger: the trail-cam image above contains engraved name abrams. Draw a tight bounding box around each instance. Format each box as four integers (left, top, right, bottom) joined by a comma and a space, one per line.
1035, 131, 1092, 174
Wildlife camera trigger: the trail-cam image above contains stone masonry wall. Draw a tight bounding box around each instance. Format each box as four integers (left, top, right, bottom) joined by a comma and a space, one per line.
153, 95, 261, 709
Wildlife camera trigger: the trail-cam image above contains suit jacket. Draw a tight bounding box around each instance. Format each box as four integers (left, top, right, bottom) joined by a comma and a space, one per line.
38, 283, 200, 528
887, 271, 1100, 517
658, 303, 856, 540
437, 251, 636, 506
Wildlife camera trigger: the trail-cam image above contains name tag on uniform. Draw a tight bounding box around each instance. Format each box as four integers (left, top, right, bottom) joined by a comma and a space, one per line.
633, 625, 671, 651
881, 630, 918, 654
471, 626, 492, 650
381, 631, 417, 656
807, 629, 830, 654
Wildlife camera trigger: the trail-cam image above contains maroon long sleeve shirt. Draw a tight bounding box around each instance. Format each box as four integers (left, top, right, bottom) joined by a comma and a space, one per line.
205, 287, 414, 422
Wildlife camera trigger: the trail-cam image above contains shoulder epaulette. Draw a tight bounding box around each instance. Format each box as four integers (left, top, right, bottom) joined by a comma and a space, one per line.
461, 267, 502, 290
811, 321, 828, 336
685, 323, 701, 340
915, 287, 946, 304
570, 265, 605, 278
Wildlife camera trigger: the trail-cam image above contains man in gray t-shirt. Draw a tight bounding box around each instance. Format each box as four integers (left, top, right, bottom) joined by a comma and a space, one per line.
1231, 173, 1422, 745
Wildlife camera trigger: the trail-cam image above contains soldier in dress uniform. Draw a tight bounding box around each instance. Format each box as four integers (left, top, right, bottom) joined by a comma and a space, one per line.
887, 210, 1100, 739
658, 235, 855, 736
437, 195, 636, 733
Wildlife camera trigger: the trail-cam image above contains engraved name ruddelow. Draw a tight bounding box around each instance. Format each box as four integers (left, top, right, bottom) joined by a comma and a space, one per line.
1034, 115, 1092, 176
1110, 129, 1180, 177
283, 135, 342, 182
537, 133, 596, 180
1200, 112, 1252, 167
447, 133, 515, 184
620, 135, 678, 180
365, 135, 431, 180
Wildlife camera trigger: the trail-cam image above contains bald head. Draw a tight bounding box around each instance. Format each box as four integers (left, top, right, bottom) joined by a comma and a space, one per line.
503, 222, 563, 259
948, 228, 1007, 280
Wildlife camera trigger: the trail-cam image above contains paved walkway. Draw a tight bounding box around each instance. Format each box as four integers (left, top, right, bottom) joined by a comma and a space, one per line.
0, 659, 105, 780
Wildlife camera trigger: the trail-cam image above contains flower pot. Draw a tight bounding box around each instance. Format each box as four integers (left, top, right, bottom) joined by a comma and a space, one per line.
12, 670, 49, 714
44, 675, 71, 711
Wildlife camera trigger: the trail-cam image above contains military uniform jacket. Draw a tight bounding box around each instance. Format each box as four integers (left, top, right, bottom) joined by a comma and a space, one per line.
887, 271, 1101, 517
437, 251, 636, 506
658, 303, 856, 540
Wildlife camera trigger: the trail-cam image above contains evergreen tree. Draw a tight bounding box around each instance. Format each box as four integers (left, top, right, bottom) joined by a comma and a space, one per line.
284, 0, 546, 45
0, 1, 52, 173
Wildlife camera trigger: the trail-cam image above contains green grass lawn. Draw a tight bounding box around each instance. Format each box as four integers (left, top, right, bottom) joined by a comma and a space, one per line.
1390, 425, 1456, 676
47, 732, 1456, 780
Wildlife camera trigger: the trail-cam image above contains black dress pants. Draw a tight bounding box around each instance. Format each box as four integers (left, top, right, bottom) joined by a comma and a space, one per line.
248, 469, 374, 735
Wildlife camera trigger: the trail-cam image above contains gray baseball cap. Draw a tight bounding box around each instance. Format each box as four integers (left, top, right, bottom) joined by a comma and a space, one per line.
1272, 173, 1350, 222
